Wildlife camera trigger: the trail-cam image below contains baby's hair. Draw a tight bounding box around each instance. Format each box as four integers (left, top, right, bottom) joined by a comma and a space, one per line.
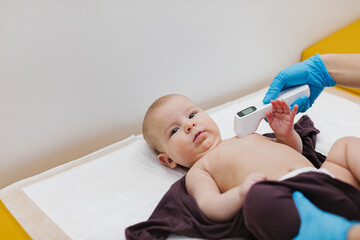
142, 94, 181, 154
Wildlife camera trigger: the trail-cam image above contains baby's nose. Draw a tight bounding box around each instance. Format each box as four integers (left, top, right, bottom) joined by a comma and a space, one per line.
186, 123, 196, 133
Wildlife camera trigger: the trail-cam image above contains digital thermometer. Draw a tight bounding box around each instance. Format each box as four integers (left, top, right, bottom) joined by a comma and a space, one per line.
234, 85, 310, 138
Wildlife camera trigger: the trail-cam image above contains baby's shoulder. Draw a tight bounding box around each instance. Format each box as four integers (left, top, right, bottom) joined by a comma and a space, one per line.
185, 163, 218, 195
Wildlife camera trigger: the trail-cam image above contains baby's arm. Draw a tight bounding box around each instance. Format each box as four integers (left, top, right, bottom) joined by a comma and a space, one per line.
186, 169, 266, 222
265, 99, 302, 153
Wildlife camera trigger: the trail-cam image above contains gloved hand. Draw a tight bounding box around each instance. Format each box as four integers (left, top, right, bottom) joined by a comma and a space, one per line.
292, 191, 357, 240
263, 54, 336, 113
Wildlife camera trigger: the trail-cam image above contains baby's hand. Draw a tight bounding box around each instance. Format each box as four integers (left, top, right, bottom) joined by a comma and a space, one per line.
265, 99, 298, 138
239, 173, 267, 198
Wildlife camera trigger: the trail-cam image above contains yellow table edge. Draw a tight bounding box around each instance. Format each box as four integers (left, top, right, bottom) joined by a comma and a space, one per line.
0, 200, 31, 239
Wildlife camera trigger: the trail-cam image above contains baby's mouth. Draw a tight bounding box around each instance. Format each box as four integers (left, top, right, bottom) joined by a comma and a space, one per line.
194, 131, 204, 142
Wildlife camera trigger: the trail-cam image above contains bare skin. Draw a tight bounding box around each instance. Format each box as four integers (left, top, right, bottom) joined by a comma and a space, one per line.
149, 94, 360, 223
187, 132, 312, 222
348, 225, 360, 240
321, 53, 360, 88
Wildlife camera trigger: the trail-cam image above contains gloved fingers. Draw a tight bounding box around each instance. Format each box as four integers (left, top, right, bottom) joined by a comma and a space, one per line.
291, 96, 310, 113
292, 191, 357, 240
263, 75, 286, 104
292, 191, 323, 240
308, 86, 324, 107
292, 191, 311, 213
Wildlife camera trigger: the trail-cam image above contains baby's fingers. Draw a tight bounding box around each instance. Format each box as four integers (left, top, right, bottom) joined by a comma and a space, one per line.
245, 173, 267, 185
271, 99, 290, 113
265, 110, 273, 124
291, 104, 299, 117
280, 99, 290, 114
250, 172, 267, 181
272, 99, 283, 113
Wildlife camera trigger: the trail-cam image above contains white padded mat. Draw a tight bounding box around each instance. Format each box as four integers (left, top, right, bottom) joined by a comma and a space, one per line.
1, 88, 359, 240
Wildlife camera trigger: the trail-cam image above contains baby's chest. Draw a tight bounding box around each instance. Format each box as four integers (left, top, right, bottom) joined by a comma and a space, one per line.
208, 138, 295, 175
220, 137, 278, 161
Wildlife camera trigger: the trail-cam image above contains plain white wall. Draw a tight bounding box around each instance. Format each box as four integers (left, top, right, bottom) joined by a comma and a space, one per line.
1, 0, 360, 188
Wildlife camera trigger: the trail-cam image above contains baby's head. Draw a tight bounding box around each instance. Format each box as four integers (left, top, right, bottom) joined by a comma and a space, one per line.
143, 94, 221, 169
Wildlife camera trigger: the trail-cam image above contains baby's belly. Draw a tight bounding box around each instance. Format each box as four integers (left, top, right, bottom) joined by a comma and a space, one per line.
255, 159, 313, 181
218, 158, 312, 193
211, 135, 313, 192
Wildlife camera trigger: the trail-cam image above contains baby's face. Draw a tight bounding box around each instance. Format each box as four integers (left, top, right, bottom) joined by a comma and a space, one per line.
153, 95, 221, 168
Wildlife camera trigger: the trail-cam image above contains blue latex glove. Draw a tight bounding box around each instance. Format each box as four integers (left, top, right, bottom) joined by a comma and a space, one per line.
263, 54, 336, 113
292, 191, 357, 240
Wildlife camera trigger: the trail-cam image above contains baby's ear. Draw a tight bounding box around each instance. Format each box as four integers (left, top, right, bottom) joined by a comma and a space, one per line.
158, 153, 177, 168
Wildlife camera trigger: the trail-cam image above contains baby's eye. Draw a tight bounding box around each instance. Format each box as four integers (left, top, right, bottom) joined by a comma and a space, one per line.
171, 127, 179, 136
189, 112, 196, 119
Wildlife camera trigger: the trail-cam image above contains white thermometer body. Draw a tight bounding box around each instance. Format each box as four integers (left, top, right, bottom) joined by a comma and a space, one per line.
234, 85, 310, 138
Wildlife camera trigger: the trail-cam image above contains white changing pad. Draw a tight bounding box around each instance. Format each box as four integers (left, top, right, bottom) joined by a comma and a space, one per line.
1, 88, 359, 240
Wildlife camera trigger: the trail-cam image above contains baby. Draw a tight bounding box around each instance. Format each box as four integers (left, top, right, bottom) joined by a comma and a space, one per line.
142, 94, 360, 223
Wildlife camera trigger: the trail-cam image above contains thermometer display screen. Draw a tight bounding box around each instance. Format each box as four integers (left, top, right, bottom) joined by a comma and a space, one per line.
237, 106, 257, 117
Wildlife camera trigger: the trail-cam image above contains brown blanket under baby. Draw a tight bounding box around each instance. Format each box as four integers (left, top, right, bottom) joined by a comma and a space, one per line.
125, 116, 360, 240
